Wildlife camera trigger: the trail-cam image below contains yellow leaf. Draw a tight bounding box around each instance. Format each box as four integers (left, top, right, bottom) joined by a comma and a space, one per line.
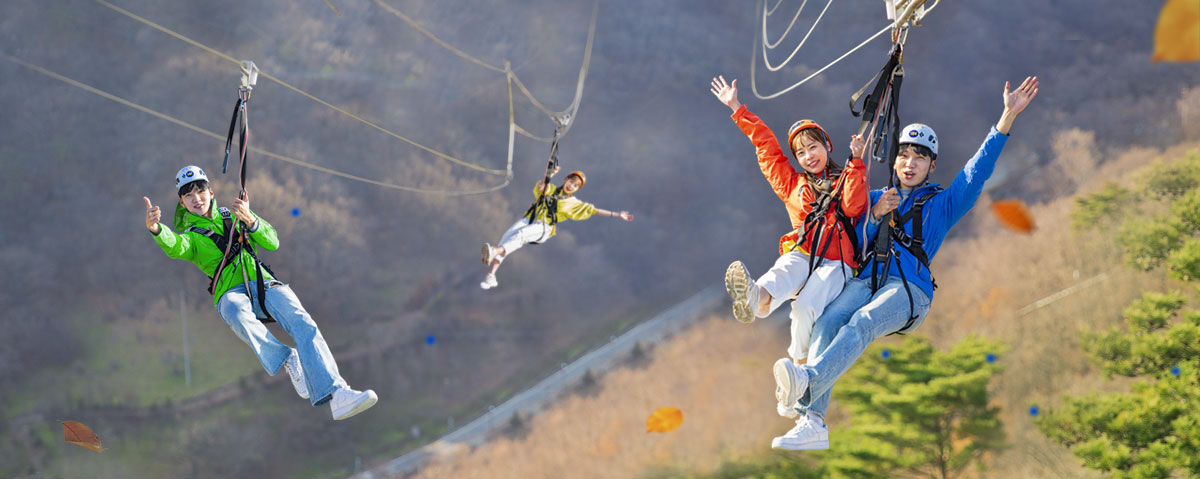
1153, 0, 1200, 63
645, 407, 683, 433
61, 420, 104, 453
990, 199, 1035, 234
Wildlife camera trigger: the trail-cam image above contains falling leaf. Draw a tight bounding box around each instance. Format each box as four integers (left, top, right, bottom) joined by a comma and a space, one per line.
1153, 0, 1200, 63
645, 407, 683, 433
61, 420, 104, 452
990, 199, 1035, 234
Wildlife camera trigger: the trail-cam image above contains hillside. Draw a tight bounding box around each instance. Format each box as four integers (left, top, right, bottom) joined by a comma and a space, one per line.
1, 0, 1198, 477
408, 113, 1200, 478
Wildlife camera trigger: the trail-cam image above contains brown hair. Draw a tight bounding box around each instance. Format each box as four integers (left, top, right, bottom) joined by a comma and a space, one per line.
790, 128, 828, 153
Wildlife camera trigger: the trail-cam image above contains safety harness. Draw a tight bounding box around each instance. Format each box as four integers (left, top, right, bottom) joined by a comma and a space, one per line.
522, 127, 567, 239
867, 186, 941, 334
185, 207, 280, 323
784, 165, 863, 298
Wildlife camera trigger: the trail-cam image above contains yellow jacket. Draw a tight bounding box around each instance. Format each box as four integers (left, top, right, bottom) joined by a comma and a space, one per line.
525, 183, 596, 237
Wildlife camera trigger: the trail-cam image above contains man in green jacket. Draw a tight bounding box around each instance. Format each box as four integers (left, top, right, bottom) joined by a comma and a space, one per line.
144, 166, 377, 420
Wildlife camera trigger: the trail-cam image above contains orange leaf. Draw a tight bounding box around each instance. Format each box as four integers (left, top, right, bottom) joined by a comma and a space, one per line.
645, 407, 684, 433
61, 420, 104, 453
1153, 0, 1200, 63
990, 199, 1035, 234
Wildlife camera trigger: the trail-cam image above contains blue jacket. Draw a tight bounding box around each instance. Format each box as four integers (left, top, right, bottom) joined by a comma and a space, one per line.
857, 126, 1009, 299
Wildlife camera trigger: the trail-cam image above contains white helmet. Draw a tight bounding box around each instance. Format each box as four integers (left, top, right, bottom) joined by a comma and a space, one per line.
899, 123, 938, 156
175, 166, 209, 189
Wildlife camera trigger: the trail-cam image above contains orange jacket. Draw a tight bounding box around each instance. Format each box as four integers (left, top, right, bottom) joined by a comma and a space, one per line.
732, 105, 868, 267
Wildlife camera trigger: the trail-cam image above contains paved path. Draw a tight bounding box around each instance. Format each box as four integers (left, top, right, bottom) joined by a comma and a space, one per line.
352, 285, 726, 479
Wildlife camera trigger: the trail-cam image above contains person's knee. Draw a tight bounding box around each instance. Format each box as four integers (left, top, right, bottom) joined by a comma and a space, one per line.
844, 312, 876, 347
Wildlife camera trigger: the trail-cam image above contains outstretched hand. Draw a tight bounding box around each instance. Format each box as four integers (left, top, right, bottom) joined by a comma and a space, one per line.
618, 211, 633, 222
996, 76, 1039, 135
710, 76, 742, 112
1004, 76, 1039, 115
143, 197, 162, 234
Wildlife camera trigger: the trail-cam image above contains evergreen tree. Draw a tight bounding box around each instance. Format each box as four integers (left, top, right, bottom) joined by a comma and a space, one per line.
653, 336, 1008, 479
1040, 148, 1200, 478
1036, 292, 1200, 478
827, 335, 1007, 479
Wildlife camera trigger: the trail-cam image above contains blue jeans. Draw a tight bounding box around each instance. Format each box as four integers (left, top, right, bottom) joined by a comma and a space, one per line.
796, 277, 931, 418
217, 281, 346, 406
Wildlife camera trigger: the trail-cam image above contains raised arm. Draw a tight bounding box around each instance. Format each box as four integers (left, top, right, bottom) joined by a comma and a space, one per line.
714, 76, 800, 200
144, 196, 196, 260
943, 77, 1038, 225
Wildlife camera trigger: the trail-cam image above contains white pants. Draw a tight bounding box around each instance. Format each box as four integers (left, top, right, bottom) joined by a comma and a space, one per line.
755, 251, 852, 360
495, 218, 553, 264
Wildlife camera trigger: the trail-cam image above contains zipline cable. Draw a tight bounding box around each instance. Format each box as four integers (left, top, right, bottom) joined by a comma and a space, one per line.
0, 52, 514, 195
759, 0, 835, 71
93, 0, 506, 176
762, 0, 810, 50
749, 0, 939, 100
372, 0, 598, 141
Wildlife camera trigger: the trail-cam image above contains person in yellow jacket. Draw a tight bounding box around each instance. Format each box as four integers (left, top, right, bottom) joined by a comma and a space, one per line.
480, 167, 633, 289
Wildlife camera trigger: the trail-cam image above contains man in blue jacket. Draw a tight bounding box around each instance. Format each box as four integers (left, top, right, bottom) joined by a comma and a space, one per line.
770, 76, 1040, 450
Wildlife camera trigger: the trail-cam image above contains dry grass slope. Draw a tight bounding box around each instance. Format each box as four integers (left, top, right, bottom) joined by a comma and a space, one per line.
410, 137, 1200, 479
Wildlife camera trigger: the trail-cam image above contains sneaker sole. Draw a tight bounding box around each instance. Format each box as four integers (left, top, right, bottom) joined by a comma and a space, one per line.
771, 436, 829, 450
481, 244, 491, 266
333, 390, 379, 421
724, 261, 754, 324
284, 352, 310, 400
774, 358, 804, 407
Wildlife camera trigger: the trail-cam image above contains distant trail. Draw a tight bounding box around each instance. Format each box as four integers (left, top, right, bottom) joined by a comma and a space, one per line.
351, 285, 725, 479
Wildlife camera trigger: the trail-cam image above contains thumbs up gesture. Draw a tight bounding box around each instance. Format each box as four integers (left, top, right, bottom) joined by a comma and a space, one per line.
144, 197, 162, 234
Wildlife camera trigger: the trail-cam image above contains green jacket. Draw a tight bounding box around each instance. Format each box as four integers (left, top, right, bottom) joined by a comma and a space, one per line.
151, 199, 279, 306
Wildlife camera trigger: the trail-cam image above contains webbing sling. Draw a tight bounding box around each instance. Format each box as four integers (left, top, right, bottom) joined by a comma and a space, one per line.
522, 128, 564, 238
217, 60, 277, 322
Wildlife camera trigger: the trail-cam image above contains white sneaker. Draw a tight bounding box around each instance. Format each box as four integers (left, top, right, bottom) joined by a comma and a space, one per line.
773, 357, 808, 410
283, 348, 309, 399
724, 261, 756, 324
771, 413, 829, 450
776, 401, 800, 419
330, 387, 378, 420
480, 273, 498, 290
481, 243, 497, 266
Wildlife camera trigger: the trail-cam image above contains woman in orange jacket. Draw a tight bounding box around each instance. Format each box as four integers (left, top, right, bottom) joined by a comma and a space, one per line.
710, 75, 869, 418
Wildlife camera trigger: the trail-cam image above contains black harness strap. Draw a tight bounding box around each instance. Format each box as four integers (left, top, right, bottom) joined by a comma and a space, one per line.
868, 186, 941, 334
185, 207, 279, 323
784, 162, 864, 298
